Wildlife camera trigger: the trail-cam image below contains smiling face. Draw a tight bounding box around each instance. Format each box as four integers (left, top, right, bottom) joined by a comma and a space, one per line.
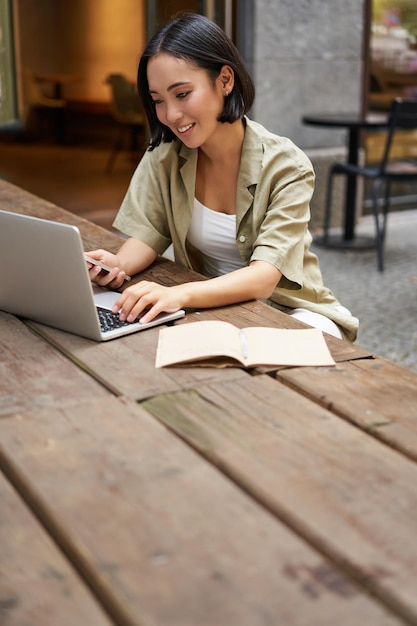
147, 53, 232, 150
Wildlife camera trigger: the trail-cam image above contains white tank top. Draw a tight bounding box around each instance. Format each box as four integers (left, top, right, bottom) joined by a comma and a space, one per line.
187, 198, 245, 278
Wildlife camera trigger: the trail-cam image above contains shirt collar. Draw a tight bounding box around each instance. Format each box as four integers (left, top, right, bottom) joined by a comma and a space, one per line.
177, 116, 262, 189
176, 117, 263, 223
238, 116, 264, 191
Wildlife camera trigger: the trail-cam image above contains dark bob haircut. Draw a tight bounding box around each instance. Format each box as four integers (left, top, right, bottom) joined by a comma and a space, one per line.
137, 13, 255, 149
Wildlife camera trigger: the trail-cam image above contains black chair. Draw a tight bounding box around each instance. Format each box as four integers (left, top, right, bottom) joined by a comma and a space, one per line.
104, 73, 147, 172
324, 98, 417, 271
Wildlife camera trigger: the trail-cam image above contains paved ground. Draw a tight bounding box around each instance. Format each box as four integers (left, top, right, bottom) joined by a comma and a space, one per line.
312, 209, 417, 372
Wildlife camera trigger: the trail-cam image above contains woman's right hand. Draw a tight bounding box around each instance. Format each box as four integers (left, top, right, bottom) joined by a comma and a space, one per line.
85, 249, 130, 289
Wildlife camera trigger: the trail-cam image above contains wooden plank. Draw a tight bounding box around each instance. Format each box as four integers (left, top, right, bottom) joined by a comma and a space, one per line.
276, 357, 417, 461
22, 291, 369, 402
0, 179, 122, 253
0, 474, 112, 625
25, 304, 367, 402
25, 318, 248, 400
143, 375, 417, 624
0, 396, 402, 626
0, 312, 109, 417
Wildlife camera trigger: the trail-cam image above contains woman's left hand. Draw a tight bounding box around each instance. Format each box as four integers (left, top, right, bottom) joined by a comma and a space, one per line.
112, 281, 185, 324
112, 261, 281, 324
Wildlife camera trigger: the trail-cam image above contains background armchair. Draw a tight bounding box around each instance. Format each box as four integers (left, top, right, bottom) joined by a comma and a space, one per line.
105, 73, 147, 173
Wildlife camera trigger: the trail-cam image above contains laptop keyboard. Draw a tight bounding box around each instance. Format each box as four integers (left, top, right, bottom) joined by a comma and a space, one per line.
97, 306, 137, 332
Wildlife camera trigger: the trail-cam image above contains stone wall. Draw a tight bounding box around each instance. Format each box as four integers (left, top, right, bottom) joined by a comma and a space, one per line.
251, 0, 365, 229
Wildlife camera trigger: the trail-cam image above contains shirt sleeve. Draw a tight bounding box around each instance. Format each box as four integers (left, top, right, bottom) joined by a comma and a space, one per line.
248, 137, 315, 289
112, 149, 172, 255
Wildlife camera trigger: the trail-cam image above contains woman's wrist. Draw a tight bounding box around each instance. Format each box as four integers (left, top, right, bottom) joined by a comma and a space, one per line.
172, 282, 193, 309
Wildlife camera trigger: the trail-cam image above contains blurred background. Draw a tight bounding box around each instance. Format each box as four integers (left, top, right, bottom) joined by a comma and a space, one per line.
0, 0, 416, 228
0, 0, 417, 222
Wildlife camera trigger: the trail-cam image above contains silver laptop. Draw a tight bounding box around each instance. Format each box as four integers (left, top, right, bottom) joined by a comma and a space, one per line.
0, 210, 185, 341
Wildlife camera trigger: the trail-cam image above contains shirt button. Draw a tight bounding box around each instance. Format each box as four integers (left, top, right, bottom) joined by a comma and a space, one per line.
238, 235, 246, 243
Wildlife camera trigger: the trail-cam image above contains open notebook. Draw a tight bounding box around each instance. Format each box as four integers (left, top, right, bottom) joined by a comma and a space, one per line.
0, 210, 185, 341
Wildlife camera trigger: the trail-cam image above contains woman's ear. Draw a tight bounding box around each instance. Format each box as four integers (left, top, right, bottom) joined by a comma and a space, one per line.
219, 65, 234, 95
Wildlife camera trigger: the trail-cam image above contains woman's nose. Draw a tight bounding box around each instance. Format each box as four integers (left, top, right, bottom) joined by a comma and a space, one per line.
165, 102, 182, 124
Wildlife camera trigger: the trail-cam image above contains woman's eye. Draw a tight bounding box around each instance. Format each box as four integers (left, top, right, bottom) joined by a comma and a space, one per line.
152, 99, 163, 106
177, 91, 189, 99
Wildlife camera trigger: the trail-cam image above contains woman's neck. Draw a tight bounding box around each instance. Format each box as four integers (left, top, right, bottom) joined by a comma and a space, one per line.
198, 118, 245, 165
195, 119, 245, 215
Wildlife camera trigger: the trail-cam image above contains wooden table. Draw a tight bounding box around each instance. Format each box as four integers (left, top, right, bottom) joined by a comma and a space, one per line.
1, 179, 417, 626
32, 72, 81, 143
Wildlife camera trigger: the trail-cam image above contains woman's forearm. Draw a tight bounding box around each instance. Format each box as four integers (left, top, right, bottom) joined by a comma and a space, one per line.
177, 261, 281, 309
116, 237, 158, 275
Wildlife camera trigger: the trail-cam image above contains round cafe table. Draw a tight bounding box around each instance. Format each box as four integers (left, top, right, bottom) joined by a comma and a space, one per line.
34, 72, 81, 100
33, 72, 81, 144
302, 112, 389, 249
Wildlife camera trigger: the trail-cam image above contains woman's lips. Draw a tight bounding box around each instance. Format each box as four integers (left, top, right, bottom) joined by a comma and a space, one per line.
178, 123, 194, 134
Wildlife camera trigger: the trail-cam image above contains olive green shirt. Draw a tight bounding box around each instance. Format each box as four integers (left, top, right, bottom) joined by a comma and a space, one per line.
113, 117, 358, 341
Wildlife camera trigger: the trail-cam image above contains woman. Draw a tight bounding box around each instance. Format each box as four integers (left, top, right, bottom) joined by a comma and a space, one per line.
87, 13, 358, 342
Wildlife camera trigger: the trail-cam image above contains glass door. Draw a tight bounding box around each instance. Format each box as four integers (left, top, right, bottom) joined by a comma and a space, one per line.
0, 0, 19, 129
144, 0, 253, 73
369, 0, 417, 111
146, 0, 235, 40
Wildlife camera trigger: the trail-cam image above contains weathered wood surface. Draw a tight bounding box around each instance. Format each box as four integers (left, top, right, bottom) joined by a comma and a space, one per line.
22, 284, 371, 402
24, 297, 369, 401
0, 179, 123, 254
276, 357, 417, 461
0, 396, 403, 626
0, 474, 112, 625
143, 374, 417, 624
0, 312, 109, 417
25, 318, 249, 400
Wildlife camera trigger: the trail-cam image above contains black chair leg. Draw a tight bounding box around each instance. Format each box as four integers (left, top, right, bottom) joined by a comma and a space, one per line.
323, 166, 336, 243
372, 178, 385, 272
382, 180, 391, 243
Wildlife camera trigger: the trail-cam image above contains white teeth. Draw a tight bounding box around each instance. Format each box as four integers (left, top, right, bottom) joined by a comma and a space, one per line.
178, 123, 193, 133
